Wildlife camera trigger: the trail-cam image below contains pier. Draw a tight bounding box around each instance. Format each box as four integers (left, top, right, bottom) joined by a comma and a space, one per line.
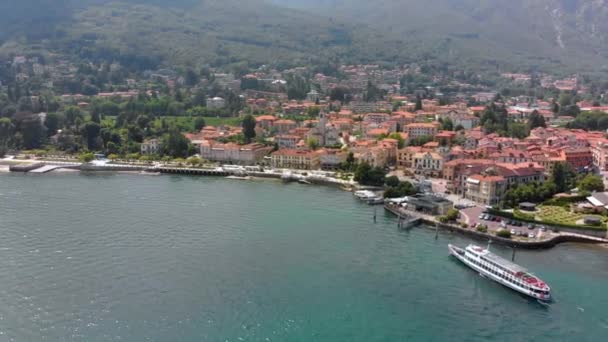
155, 167, 231, 176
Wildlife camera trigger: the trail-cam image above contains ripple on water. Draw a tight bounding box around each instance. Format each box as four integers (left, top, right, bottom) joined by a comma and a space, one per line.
0, 174, 607, 341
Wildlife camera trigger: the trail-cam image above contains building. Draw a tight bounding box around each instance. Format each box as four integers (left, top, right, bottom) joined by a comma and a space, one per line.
206, 97, 226, 110
563, 148, 593, 172
591, 140, 608, 171
403, 194, 454, 215
276, 135, 301, 149
274, 119, 297, 134
404, 122, 439, 139
319, 149, 347, 170
141, 139, 161, 155
255, 115, 277, 130
271, 149, 320, 170
465, 175, 507, 206
306, 89, 320, 103
412, 152, 444, 178
200, 141, 272, 164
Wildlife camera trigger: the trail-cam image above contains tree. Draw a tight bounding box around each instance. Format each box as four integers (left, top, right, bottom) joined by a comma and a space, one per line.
527, 110, 546, 130
90, 111, 101, 124
193, 117, 206, 131
329, 87, 350, 102
242, 114, 256, 144
385, 175, 400, 187
45, 113, 64, 137
286, 75, 310, 100
19, 116, 47, 149
79, 152, 95, 163
384, 181, 416, 198
551, 163, 574, 193
341, 151, 356, 171
441, 118, 454, 131
354, 162, 386, 186
387, 132, 405, 149
64, 106, 83, 126
496, 230, 512, 239
415, 96, 423, 111
83, 122, 101, 150
446, 209, 459, 221
307, 106, 320, 117
306, 137, 319, 150
161, 129, 191, 158
578, 174, 605, 193
364, 81, 383, 102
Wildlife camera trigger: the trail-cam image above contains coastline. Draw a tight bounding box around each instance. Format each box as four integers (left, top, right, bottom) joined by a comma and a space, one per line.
4, 159, 608, 250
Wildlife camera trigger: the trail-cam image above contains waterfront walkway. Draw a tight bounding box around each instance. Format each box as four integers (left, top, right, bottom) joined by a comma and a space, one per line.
383, 204, 608, 249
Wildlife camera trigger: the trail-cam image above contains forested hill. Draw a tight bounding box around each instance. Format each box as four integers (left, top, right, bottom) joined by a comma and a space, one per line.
1, 0, 607, 74
0, 0, 406, 71
271, 0, 608, 74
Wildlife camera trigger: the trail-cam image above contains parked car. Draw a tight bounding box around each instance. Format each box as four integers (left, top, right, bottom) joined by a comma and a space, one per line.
539, 226, 547, 232
510, 229, 516, 235
528, 233, 536, 239
527, 223, 535, 230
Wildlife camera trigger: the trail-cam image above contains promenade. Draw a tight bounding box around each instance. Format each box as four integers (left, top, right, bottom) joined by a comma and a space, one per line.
383, 203, 608, 249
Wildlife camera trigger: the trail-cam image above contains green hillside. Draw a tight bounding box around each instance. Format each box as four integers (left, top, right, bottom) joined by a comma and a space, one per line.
0, 0, 407, 71
271, 0, 608, 74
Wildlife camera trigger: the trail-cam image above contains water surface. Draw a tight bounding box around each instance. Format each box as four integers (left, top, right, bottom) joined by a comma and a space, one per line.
0, 173, 607, 341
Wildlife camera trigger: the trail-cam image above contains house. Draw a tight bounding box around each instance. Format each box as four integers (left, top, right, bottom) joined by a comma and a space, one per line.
319, 149, 347, 170
465, 175, 507, 206
271, 149, 321, 170
412, 152, 444, 178
200, 141, 272, 164
141, 139, 161, 155
274, 119, 297, 134
404, 122, 440, 139
255, 115, 277, 130
276, 135, 301, 149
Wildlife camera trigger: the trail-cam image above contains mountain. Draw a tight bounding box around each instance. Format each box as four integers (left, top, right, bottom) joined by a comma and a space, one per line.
271, 0, 608, 73
1, 0, 606, 74
0, 0, 406, 71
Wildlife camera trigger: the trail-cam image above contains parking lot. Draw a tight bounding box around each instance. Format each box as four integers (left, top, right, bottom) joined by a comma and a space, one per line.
460, 207, 551, 240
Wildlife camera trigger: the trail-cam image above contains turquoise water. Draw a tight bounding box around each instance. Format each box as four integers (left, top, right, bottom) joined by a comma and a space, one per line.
0, 173, 607, 341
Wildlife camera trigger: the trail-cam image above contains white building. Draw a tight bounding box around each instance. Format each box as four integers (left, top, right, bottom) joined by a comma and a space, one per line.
141, 139, 161, 155
206, 97, 226, 110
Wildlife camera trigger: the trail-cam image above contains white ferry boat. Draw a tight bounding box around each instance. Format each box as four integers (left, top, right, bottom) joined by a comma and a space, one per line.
449, 244, 551, 301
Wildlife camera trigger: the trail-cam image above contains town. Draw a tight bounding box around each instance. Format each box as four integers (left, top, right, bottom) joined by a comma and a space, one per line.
2, 56, 608, 243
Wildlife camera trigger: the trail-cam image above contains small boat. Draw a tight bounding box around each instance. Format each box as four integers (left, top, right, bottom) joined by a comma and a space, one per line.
226, 175, 252, 180
354, 190, 377, 200
449, 244, 551, 301
298, 179, 312, 185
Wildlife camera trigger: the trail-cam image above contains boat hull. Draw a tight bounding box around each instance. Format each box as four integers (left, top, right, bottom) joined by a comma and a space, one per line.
448, 244, 551, 302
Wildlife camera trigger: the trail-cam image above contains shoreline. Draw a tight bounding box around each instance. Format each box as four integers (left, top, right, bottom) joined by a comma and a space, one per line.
383, 203, 608, 250
4, 161, 608, 250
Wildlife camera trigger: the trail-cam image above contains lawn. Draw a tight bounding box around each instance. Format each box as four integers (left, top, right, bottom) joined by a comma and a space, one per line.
537, 206, 608, 227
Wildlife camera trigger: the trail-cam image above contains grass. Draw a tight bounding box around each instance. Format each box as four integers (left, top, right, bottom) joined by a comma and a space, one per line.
537, 206, 608, 227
